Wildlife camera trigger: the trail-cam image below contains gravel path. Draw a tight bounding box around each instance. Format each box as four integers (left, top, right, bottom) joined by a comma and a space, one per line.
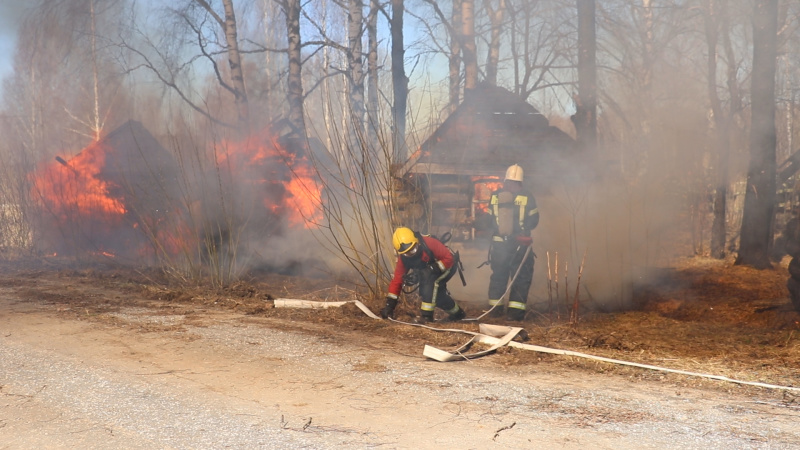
2, 296, 800, 449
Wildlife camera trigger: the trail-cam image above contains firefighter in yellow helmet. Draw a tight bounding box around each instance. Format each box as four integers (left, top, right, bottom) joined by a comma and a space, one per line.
487, 164, 539, 321
381, 227, 466, 322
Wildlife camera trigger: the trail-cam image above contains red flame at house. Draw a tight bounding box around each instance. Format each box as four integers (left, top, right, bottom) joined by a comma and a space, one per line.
28, 121, 323, 262
215, 128, 323, 229
472, 176, 503, 213
33, 143, 126, 223
28, 121, 194, 259
30, 140, 130, 259
29, 136, 189, 259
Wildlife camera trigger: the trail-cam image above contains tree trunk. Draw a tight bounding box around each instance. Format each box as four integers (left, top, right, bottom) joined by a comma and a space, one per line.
195, 0, 250, 133
713, 0, 742, 258
736, 0, 779, 269
283, 0, 306, 139
320, 0, 333, 153
367, 0, 379, 151
705, 0, 726, 258
391, 0, 407, 165
462, 0, 478, 91
191, 0, 249, 132
348, 0, 366, 139
640, 0, 654, 170
483, 0, 505, 86
449, 0, 462, 113
574, 0, 597, 153
89, 0, 102, 140
220, 0, 249, 132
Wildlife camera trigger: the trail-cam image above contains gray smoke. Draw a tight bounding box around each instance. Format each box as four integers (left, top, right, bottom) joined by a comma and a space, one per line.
0, 2, 35, 79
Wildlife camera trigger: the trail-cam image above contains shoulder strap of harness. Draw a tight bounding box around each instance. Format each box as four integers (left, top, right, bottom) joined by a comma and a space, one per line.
414, 231, 436, 262
415, 231, 467, 287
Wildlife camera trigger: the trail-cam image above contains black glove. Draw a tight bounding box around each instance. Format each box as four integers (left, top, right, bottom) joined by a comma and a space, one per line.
380, 297, 398, 319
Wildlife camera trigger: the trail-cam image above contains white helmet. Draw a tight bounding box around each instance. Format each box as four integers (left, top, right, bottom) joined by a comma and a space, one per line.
504, 164, 523, 182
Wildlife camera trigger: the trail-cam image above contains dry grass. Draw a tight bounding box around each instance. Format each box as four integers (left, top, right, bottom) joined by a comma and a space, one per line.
2, 255, 800, 398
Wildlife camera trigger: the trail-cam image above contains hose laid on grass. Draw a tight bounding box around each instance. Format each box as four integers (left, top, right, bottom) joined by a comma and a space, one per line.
275, 299, 800, 393
429, 323, 800, 393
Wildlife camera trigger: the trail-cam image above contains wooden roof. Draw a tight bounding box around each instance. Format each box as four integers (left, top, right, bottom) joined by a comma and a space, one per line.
402, 83, 577, 178
75, 120, 181, 214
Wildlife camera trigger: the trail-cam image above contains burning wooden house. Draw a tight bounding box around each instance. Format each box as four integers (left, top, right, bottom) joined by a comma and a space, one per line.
30, 120, 184, 260
29, 119, 325, 267
396, 83, 578, 239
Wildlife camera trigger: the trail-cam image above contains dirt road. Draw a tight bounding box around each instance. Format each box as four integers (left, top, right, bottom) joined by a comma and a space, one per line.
1, 280, 800, 449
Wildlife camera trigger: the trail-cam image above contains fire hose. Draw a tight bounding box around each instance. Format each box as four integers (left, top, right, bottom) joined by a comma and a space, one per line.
273, 299, 800, 392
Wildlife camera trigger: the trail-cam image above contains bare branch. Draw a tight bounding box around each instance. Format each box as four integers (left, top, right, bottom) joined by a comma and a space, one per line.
118, 35, 236, 129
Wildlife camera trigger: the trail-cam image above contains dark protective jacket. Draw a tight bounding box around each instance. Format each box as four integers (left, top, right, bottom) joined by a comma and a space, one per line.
489, 187, 540, 238
387, 235, 454, 297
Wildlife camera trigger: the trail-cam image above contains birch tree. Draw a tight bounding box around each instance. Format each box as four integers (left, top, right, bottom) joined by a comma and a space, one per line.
195, 0, 250, 132
277, 0, 307, 138
574, 0, 596, 153
391, 0, 408, 163
367, 0, 380, 149
482, 0, 506, 86
348, 0, 366, 138
462, 0, 478, 90
122, 0, 252, 132
449, 0, 463, 110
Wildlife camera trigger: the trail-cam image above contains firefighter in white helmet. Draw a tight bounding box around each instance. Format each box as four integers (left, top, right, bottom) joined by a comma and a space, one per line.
380, 227, 466, 323
486, 164, 539, 321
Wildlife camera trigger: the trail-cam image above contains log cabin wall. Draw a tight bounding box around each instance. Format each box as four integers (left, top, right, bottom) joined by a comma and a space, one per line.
398, 82, 579, 240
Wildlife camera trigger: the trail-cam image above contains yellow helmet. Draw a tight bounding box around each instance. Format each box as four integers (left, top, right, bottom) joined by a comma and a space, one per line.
505, 164, 524, 182
392, 227, 419, 254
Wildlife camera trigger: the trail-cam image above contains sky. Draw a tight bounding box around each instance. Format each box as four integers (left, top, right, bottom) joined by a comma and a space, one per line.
0, 2, 28, 82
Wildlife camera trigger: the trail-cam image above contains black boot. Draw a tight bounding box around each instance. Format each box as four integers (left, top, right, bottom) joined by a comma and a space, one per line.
447, 307, 466, 321
487, 304, 504, 318
416, 312, 434, 324
507, 308, 525, 321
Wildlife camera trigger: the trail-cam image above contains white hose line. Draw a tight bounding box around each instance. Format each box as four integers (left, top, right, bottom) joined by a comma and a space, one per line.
403, 320, 800, 393
276, 299, 800, 392
475, 327, 800, 392
273, 299, 381, 320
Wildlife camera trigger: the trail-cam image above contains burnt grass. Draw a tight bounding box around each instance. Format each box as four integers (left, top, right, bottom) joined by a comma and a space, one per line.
2, 255, 800, 402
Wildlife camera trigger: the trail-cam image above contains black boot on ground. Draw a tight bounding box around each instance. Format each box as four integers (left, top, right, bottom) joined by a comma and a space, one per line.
415, 313, 434, 324
447, 308, 466, 322
507, 309, 525, 321
488, 305, 504, 318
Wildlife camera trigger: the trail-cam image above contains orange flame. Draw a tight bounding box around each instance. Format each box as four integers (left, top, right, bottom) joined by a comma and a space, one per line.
29, 138, 195, 259
216, 128, 323, 229
283, 162, 323, 226
29, 125, 323, 261
31, 141, 126, 223
472, 176, 502, 213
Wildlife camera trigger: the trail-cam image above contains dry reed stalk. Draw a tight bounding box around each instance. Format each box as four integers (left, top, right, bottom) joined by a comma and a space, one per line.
555, 252, 560, 318
564, 260, 569, 322
547, 251, 553, 311
571, 250, 587, 324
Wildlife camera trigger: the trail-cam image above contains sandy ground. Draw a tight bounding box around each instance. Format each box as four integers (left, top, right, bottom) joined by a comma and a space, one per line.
2, 273, 800, 450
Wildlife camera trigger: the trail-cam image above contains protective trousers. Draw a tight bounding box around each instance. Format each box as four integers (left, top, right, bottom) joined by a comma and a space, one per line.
488, 240, 534, 317
417, 265, 459, 319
